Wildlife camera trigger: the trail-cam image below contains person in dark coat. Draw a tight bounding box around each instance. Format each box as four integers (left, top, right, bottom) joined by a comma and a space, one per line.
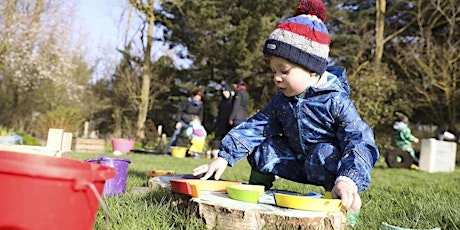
229, 79, 249, 127
213, 82, 234, 142
166, 89, 203, 154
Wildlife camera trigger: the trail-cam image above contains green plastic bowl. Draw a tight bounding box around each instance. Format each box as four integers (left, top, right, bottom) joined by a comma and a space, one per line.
226, 184, 265, 203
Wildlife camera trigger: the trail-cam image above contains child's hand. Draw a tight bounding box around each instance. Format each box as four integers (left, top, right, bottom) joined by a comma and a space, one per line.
192, 157, 228, 180
331, 180, 362, 212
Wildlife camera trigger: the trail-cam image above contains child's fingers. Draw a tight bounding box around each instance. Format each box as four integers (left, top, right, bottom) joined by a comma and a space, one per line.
350, 192, 362, 212
201, 168, 215, 180
335, 191, 361, 211
192, 164, 209, 176
339, 191, 351, 210
213, 165, 227, 180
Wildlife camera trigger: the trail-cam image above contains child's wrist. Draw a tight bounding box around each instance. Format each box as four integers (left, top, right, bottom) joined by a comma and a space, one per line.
335, 176, 358, 192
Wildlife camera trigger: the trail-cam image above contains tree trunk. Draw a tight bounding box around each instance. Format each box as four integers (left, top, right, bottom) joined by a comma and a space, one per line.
29, 0, 45, 53
136, 0, 155, 140
1, 0, 18, 54
113, 107, 122, 138
374, 0, 386, 65
149, 176, 347, 230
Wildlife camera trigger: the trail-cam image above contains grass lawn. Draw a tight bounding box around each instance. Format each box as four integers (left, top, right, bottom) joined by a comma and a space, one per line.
72, 152, 460, 230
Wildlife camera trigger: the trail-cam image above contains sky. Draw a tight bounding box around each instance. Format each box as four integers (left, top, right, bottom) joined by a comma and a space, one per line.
76, 0, 125, 60
75, 0, 191, 81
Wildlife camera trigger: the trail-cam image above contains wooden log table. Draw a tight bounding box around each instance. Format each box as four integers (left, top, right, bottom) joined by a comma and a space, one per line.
148, 175, 347, 230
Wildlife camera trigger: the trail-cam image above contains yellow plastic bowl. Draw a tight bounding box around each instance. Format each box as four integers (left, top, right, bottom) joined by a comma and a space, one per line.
274, 192, 342, 212
170, 146, 187, 158
226, 184, 265, 203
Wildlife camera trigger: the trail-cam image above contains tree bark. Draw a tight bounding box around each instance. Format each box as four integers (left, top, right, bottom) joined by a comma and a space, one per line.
374, 0, 386, 65
135, 0, 155, 140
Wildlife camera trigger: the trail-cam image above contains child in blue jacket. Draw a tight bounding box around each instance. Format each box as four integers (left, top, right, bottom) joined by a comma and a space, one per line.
193, 0, 379, 217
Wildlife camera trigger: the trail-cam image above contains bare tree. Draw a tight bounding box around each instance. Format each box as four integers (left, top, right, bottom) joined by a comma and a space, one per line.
126, 0, 156, 140
390, 0, 460, 128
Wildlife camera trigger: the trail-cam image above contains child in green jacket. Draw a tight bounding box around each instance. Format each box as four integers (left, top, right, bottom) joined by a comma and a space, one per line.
393, 112, 419, 161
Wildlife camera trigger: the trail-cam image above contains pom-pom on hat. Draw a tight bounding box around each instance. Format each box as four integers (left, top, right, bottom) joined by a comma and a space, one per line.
295, 0, 326, 21
263, 0, 329, 74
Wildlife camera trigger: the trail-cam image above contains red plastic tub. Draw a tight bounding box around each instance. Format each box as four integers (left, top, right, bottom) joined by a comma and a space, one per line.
0, 151, 116, 230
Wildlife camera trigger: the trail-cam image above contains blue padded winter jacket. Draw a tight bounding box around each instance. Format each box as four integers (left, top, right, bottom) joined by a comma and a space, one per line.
218, 66, 380, 192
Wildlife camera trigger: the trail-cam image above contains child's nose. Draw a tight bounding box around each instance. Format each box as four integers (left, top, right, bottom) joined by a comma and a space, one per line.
273, 74, 283, 82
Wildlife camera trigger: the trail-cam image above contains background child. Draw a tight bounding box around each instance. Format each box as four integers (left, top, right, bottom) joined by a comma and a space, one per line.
185, 115, 207, 158
193, 0, 379, 221
392, 111, 419, 162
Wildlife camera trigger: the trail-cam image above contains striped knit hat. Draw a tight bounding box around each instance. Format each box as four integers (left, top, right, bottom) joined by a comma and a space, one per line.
263, 0, 329, 74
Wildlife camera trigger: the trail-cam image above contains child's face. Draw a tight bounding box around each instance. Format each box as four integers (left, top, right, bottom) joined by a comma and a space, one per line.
192, 94, 202, 101
268, 56, 318, 97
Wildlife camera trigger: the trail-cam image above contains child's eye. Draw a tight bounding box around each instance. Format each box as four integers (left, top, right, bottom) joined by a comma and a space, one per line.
281, 69, 289, 74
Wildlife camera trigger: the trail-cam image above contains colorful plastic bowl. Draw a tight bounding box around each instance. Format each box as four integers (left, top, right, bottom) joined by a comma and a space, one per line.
170, 146, 187, 158
274, 192, 342, 212
170, 179, 241, 197
226, 184, 265, 203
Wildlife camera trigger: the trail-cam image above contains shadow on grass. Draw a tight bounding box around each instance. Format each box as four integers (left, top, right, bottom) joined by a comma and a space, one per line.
127, 169, 151, 187
138, 186, 208, 229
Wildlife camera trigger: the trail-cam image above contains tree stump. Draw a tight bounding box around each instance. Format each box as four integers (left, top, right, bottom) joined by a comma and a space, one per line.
149, 175, 347, 230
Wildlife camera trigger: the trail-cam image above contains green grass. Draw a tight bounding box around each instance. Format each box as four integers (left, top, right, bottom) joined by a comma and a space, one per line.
72, 152, 460, 230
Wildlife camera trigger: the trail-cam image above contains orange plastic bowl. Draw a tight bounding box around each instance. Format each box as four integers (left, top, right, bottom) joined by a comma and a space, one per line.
170, 179, 241, 197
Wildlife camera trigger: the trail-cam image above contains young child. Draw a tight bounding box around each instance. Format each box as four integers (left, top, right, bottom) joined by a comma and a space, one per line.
186, 115, 207, 158
393, 112, 419, 162
193, 0, 379, 224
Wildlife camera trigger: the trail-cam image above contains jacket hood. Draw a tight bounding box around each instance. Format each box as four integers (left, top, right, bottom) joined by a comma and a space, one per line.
393, 121, 408, 130
189, 120, 201, 126
313, 66, 350, 95
287, 66, 349, 101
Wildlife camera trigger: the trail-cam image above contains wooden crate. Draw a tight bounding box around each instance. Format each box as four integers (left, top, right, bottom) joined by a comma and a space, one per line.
74, 138, 106, 153
0, 128, 73, 158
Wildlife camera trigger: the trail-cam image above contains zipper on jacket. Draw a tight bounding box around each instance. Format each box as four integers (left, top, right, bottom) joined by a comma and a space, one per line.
296, 97, 307, 154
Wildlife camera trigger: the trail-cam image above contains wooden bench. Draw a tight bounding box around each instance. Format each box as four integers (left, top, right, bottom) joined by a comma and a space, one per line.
0, 128, 73, 158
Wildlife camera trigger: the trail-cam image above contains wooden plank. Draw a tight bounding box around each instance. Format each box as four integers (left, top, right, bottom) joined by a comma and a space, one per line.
146, 170, 175, 177
75, 138, 106, 145
74, 138, 106, 153
62, 132, 73, 152
74, 145, 106, 152
46, 128, 64, 152
0, 129, 74, 158
0, 144, 58, 157
149, 175, 347, 230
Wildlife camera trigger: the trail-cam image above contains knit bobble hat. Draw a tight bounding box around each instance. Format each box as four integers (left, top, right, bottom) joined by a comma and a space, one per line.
263, 0, 329, 74
221, 82, 231, 91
